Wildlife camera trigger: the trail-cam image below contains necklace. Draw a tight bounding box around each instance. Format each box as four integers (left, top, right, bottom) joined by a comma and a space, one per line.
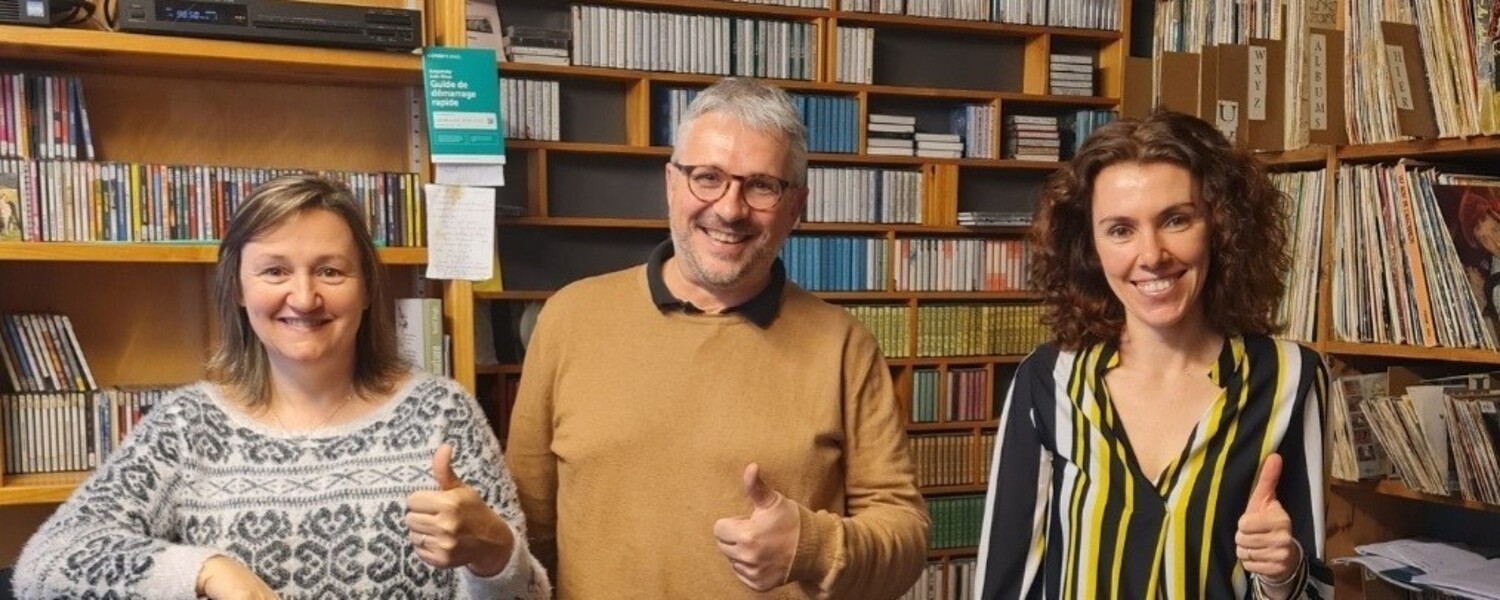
269, 390, 358, 433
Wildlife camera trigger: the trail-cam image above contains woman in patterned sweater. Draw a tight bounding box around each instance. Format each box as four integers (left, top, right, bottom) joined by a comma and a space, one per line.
975, 111, 1331, 599
15, 175, 550, 599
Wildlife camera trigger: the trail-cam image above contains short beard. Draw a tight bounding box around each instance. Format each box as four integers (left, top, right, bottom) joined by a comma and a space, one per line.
670, 218, 770, 290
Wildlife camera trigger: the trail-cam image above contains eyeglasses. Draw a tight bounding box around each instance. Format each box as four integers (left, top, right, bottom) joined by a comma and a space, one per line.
670, 162, 795, 211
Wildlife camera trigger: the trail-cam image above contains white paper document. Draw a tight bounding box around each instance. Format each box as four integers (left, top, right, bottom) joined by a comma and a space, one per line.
424, 183, 495, 281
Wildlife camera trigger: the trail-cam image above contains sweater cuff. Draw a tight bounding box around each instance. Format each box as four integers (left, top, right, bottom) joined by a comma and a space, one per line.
462, 521, 536, 597
786, 502, 840, 586
139, 545, 225, 600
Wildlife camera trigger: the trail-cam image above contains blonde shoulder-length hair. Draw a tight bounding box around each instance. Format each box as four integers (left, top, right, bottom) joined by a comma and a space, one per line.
207, 174, 404, 407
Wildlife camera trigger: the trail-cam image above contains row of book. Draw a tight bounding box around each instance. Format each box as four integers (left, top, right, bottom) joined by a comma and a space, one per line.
834, 26, 875, 85
910, 367, 990, 423
797, 234, 1057, 294
1332, 162, 1499, 350
867, 114, 956, 159
846, 303, 1048, 358
1151, 2, 1500, 151
570, 6, 818, 80
780, 236, 887, 292
958, 211, 1031, 227
654, 87, 860, 153
912, 432, 997, 487
1060, 109, 1116, 157
916, 304, 1047, 357
1342, 1, 1500, 143
2, 387, 165, 475
1330, 367, 1500, 507
504, 26, 570, 66
501, 78, 561, 141
1271, 168, 1326, 343
892, 238, 1034, 293
0, 73, 94, 162
929, 494, 986, 549
803, 166, 923, 224
1049, 54, 1095, 97
900, 558, 978, 600
1, 314, 95, 394
1003, 115, 1062, 161
0, 159, 425, 246
845, 0, 1121, 29
950, 105, 997, 159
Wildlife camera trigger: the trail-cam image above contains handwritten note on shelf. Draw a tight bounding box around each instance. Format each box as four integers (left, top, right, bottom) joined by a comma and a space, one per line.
424, 184, 495, 281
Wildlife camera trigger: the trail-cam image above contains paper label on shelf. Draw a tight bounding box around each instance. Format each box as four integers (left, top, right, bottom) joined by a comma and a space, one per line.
424, 184, 496, 281
1386, 45, 1415, 111
1215, 100, 1240, 142
423, 47, 506, 165
1310, 34, 1329, 131
1249, 45, 1268, 121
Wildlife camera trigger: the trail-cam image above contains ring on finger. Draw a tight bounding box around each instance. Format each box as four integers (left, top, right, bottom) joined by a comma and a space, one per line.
417, 533, 427, 548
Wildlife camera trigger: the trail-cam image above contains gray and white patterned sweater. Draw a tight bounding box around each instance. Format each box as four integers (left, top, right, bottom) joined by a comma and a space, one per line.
14, 373, 550, 600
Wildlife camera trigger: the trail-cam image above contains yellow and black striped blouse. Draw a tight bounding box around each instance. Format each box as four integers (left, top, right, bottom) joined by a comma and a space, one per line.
975, 334, 1333, 599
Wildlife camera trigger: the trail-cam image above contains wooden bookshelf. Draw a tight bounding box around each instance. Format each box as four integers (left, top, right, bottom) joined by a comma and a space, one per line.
0, 472, 89, 506
0, 243, 427, 265
0, 25, 421, 86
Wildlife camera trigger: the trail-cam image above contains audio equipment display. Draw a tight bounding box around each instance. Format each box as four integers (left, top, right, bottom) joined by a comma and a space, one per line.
117, 0, 421, 52
156, 0, 246, 26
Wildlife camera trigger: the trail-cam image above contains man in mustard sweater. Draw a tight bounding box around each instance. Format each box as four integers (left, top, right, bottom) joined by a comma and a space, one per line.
505, 77, 930, 599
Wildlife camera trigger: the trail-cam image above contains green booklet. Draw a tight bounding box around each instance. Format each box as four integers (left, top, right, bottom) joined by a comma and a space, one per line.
422, 47, 505, 166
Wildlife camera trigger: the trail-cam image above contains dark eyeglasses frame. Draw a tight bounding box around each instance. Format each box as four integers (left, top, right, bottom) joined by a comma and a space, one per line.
669, 161, 798, 211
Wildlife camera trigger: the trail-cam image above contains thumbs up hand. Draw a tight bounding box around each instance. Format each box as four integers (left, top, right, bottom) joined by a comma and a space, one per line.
712, 464, 800, 592
405, 443, 516, 576
1235, 453, 1301, 591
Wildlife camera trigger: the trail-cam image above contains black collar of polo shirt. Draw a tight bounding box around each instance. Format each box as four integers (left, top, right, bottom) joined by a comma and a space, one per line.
645, 240, 783, 329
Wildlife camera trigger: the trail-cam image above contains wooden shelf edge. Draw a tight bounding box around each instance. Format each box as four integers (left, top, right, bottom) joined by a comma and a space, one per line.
0, 25, 420, 85
1331, 479, 1500, 515
1255, 146, 1332, 168
928, 547, 979, 559
499, 216, 1028, 234
0, 471, 88, 506
1336, 135, 1500, 162
891, 355, 1028, 366
920, 483, 988, 495
832, 11, 1121, 40
907, 420, 999, 432
476, 363, 524, 375
0, 243, 425, 265
505, 140, 1065, 168
593, 0, 831, 19
1321, 341, 1500, 365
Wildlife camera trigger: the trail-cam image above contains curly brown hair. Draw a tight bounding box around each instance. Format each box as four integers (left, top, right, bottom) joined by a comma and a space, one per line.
1031, 110, 1290, 350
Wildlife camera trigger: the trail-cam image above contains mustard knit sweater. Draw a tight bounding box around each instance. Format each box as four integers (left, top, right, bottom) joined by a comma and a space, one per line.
506, 264, 930, 599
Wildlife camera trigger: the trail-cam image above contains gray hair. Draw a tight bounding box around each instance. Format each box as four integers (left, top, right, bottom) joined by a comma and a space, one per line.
670, 78, 809, 186
208, 174, 403, 407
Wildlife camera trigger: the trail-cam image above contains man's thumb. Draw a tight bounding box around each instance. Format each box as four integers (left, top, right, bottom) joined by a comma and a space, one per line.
433, 443, 460, 491
1248, 452, 1282, 511
742, 463, 776, 510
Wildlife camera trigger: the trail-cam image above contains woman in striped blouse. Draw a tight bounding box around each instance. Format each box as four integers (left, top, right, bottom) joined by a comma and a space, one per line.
975, 111, 1331, 600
